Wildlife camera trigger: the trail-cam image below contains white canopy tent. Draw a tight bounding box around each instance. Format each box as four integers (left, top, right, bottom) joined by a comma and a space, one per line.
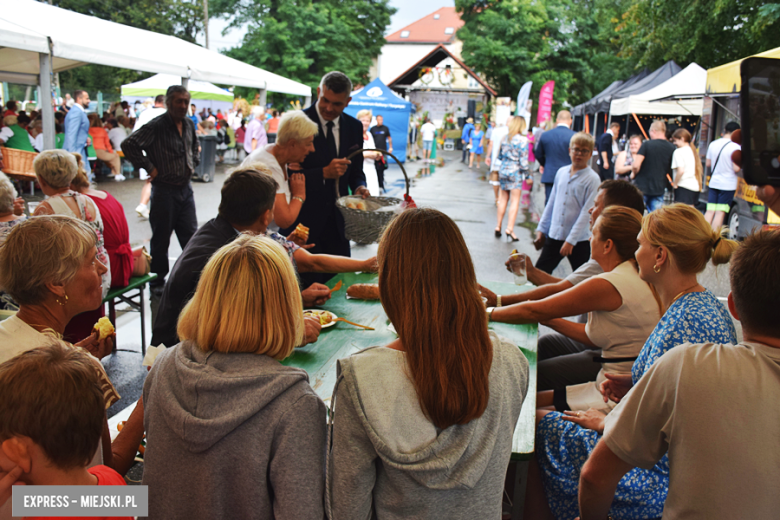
0, 0, 312, 149
122, 74, 234, 113
609, 63, 707, 116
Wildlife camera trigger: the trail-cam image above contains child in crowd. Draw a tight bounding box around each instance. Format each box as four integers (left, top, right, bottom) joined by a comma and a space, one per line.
534, 131, 601, 274
0, 341, 132, 520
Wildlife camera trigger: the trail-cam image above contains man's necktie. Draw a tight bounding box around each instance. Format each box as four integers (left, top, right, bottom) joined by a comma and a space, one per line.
326, 120, 338, 158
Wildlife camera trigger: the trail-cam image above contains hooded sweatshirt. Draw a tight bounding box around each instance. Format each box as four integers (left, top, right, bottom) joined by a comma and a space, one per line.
141, 340, 327, 520
327, 331, 529, 520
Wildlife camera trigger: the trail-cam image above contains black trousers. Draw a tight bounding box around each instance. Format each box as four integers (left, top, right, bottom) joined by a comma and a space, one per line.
462, 144, 469, 162
537, 333, 602, 391
535, 238, 591, 274
149, 182, 198, 284
543, 183, 554, 205
674, 186, 699, 205
375, 158, 386, 190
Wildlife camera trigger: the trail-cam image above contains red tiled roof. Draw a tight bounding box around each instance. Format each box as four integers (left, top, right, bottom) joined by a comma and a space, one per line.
385, 7, 464, 44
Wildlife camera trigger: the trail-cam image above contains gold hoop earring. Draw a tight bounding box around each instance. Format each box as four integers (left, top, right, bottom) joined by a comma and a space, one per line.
56, 294, 68, 306
653, 264, 661, 273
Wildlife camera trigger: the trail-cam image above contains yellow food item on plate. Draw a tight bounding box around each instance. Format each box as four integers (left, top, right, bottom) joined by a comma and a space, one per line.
305, 310, 333, 325
93, 316, 114, 340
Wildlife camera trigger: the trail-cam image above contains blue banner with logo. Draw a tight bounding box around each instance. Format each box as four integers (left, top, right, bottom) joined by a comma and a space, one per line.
344, 78, 413, 164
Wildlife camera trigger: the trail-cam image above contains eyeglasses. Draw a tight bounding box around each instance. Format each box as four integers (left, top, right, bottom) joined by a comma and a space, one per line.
571, 148, 591, 155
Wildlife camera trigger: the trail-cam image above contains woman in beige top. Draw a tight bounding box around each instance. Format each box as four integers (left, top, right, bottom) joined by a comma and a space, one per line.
489, 206, 661, 412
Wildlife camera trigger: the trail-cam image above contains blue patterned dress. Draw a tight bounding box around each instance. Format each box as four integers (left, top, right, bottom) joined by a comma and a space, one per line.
536, 290, 737, 519
497, 134, 530, 191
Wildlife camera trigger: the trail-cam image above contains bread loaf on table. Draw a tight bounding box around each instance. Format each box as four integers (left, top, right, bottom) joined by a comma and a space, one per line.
347, 283, 380, 300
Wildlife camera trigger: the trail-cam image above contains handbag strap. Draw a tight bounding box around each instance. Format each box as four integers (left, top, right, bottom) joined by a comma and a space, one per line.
709, 140, 729, 181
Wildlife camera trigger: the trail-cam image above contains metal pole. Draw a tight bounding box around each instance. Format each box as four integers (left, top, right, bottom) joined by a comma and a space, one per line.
39, 52, 55, 150
203, 0, 209, 49
304, 95, 312, 107
181, 78, 189, 89
258, 88, 267, 108
97, 91, 103, 116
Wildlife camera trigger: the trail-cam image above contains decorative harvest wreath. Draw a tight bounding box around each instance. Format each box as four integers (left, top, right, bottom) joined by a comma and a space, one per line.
438, 67, 454, 86
419, 67, 434, 85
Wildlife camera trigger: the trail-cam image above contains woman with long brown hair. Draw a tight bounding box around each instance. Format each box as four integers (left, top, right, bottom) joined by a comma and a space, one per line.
327, 208, 529, 520
670, 128, 703, 205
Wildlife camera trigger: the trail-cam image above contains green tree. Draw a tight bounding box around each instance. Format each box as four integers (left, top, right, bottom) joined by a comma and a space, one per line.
213, 0, 396, 92
455, 0, 632, 118
610, 0, 780, 69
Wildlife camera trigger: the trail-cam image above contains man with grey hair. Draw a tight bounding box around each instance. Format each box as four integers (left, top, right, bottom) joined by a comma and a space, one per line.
122, 85, 199, 291
244, 105, 267, 154
279, 71, 369, 287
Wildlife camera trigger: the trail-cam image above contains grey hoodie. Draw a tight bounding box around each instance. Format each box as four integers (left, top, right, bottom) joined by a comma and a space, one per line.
141, 340, 327, 520
327, 332, 529, 519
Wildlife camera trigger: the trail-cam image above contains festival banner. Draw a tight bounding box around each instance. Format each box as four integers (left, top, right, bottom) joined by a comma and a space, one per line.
515, 81, 533, 119
537, 81, 555, 127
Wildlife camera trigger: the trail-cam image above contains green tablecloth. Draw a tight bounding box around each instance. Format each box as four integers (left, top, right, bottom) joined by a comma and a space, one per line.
283, 272, 538, 460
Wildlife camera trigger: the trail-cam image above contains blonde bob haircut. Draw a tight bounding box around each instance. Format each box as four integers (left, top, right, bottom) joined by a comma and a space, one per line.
508, 116, 527, 139
642, 203, 738, 273
177, 234, 304, 358
355, 109, 372, 121
0, 215, 97, 305
34, 149, 78, 189
570, 132, 595, 152
276, 110, 319, 146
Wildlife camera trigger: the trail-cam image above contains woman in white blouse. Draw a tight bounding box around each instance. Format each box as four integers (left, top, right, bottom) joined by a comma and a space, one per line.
356, 109, 382, 196
670, 128, 703, 206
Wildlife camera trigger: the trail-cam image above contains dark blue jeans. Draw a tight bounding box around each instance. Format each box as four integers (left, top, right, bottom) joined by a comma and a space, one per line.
644, 194, 664, 212
149, 182, 198, 284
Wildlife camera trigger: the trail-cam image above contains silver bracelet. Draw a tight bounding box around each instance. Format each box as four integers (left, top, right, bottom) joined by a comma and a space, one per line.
292, 196, 305, 204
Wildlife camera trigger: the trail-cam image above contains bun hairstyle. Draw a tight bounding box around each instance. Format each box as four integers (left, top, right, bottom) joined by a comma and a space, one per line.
595, 206, 643, 262
642, 203, 738, 273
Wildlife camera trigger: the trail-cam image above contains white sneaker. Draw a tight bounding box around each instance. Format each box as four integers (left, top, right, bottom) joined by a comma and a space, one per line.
136, 204, 149, 219
114, 174, 126, 182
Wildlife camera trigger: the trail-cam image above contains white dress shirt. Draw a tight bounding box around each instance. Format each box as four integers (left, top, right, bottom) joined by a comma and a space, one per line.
315, 102, 340, 155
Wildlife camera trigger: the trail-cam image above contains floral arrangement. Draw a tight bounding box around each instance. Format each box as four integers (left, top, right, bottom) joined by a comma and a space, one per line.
418, 67, 434, 85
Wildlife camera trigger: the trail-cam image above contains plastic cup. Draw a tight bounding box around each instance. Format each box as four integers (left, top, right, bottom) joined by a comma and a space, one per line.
509, 253, 527, 285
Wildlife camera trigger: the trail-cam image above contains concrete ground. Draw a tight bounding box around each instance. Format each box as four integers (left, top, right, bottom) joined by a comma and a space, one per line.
49, 148, 736, 419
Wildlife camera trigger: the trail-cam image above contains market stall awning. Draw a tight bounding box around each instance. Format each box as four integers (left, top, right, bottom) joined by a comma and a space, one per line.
610, 63, 707, 116
122, 74, 233, 103
706, 46, 780, 95
0, 0, 311, 96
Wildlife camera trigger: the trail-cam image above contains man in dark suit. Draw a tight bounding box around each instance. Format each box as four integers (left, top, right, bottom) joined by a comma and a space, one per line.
535, 110, 576, 204
279, 71, 369, 286
597, 122, 621, 181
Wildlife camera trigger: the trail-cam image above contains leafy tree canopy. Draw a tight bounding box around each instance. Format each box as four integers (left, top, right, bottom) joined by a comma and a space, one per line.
455, 0, 780, 117
212, 0, 396, 92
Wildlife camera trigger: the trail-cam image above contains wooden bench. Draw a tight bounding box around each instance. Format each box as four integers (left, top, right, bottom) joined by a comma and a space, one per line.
103, 273, 158, 356
283, 273, 538, 519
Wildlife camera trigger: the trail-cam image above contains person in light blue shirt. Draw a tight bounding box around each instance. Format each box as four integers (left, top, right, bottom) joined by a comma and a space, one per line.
461, 117, 474, 163
534, 132, 600, 274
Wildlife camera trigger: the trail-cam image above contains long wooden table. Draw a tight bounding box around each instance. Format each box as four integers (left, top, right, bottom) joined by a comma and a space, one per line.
283, 272, 537, 518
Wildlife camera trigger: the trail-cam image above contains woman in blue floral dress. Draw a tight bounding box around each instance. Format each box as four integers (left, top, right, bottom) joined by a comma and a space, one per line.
495, 117, 529, 241
533, 204, 739, 520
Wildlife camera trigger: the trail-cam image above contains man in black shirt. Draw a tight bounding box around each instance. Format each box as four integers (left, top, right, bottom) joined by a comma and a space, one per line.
597, 122, 620, 182
369, 115, 392, 191
122, 85, 199, 288
631, 120, 675, 212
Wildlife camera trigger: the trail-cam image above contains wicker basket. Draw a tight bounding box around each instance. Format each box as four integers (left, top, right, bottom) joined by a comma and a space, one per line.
1, 146, 38, 181
337, 149, 411, 244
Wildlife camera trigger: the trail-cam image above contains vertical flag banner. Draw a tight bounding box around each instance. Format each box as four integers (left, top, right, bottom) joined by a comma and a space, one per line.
537, 81, 555, 126
515, 81, 533, 118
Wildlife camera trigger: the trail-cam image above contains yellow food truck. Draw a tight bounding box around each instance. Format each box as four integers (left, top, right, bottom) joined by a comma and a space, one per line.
701, 47, 780, 240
